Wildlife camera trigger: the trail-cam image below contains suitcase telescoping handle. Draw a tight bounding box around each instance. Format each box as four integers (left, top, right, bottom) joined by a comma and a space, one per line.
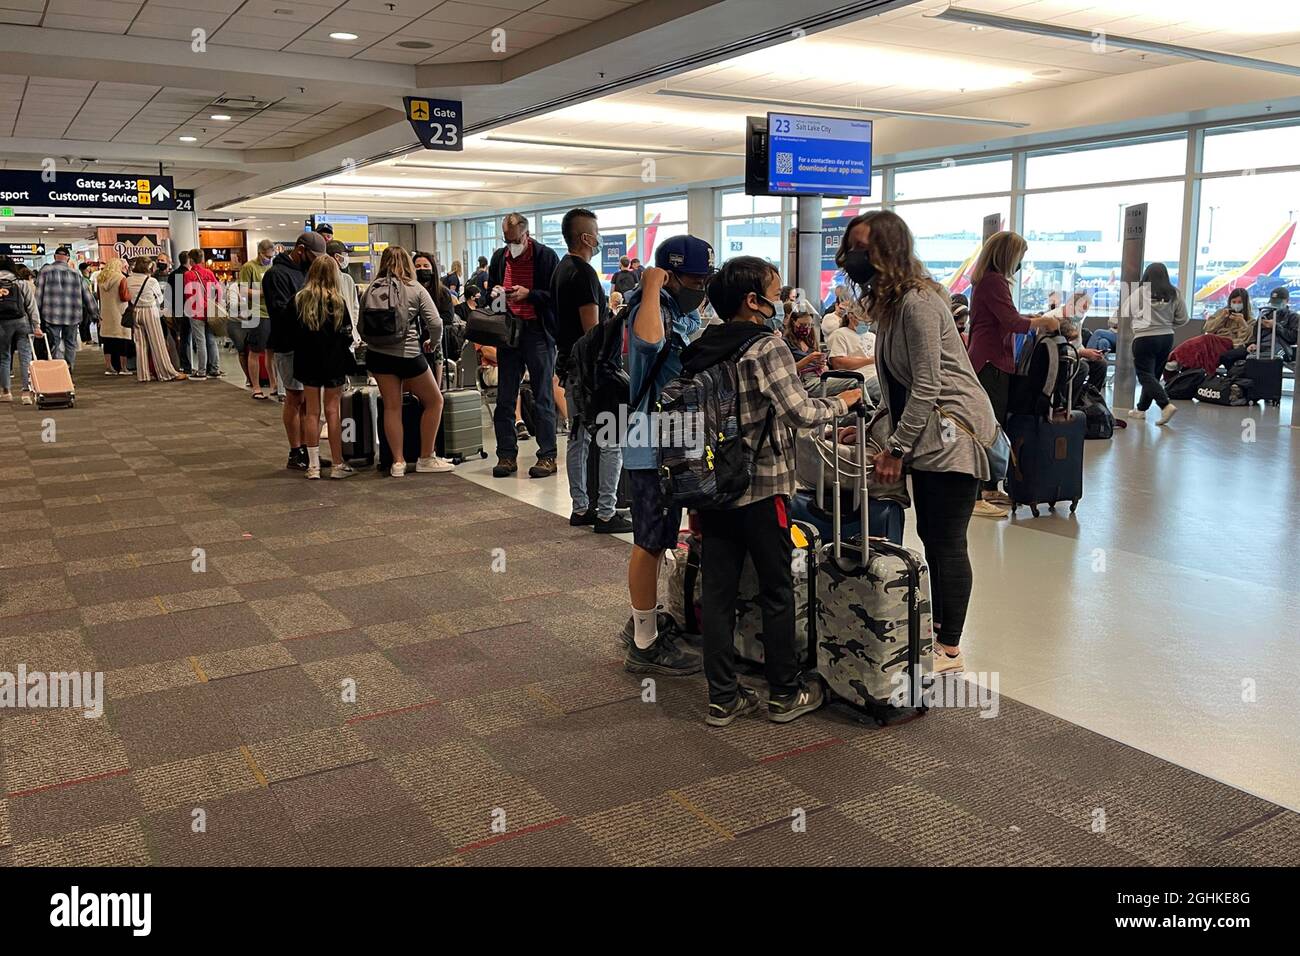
819, 369, 869, 570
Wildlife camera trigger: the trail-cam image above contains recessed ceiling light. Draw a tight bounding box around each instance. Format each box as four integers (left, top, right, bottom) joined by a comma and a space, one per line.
397, 40, 434, 49
179, 135, 198, 142
329, 31, 358, 41
210, 114, 232, 121
1032, 69, 1061, 77
273, 7, 294, 13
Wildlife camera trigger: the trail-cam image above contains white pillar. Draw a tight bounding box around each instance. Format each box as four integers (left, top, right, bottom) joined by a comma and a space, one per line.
796, 195, 824, 310
168, 208, 199, 257
686, 187, 712, 246
415, 220, 436, 257
450, 219, 468, 272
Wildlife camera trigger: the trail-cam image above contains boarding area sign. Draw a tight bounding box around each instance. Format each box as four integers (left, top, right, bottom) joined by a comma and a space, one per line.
403, 97, 463, 151
0, 170, 177, 211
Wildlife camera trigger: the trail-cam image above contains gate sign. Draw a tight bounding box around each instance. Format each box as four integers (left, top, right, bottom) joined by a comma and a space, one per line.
403, 97, 463, 151
0, 242, 45, 256
0, 170, 177, 211
174, 188, 195, 212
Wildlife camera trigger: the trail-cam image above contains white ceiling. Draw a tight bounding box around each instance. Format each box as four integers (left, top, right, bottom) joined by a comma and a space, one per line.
221, 0, 1300, 220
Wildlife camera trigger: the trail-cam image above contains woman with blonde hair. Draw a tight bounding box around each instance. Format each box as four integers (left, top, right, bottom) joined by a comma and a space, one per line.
836, 210, 1001, 674
96, 258, 136, 375
359, 245, 452, 477
293, 255, 356, 479
967, 230, 1059, 516
127, 257, 185, 383
442, 258, 464, 297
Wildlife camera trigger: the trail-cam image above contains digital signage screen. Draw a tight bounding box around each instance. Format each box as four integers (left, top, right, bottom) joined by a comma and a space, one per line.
766, 113, 872, 197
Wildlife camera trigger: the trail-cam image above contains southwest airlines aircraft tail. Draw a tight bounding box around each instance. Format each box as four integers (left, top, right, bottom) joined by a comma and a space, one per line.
1195, 221, 1297, 303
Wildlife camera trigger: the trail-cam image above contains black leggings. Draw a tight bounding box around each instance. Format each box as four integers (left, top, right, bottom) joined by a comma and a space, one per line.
1133, 334, 1173, 410
976, 362, 1010, 492
911, 469, 980, 647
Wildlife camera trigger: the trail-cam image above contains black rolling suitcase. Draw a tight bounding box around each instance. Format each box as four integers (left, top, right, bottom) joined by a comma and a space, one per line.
341, 387, 378, 466
1006, 351, 1085, 516
1243, 318, 1283, 405
377, 392, 423, 472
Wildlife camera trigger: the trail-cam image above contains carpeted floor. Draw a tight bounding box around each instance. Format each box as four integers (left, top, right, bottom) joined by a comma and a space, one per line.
1, 352, 1297, 867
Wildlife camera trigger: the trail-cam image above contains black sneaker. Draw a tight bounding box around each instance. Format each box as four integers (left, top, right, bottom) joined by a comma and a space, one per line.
706, 686, 760, 727
286, 449, 307, 471
515, 421, 531, 441
570, 510, 595, 527
593, 512, 633, 534
768, 678, 825, 723
623, 633, 702, 676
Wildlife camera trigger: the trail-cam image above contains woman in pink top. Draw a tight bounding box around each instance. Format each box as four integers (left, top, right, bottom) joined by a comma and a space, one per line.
966, 231, 1059, 516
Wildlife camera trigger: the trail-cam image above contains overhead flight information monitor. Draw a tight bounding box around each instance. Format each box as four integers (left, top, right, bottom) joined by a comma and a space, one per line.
766, 113, 872, 196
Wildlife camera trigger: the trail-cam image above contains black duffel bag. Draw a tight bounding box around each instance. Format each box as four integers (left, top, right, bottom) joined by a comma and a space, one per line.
1165, 367, 1207, 400
1195, 373, 1253, 406
465, 306, 521, 350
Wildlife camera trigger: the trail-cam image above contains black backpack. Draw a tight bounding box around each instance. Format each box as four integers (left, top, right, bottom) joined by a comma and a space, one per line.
0, 277, 26, 322
1079, 385, 1114, 439
657, 333, 775, 510
1008, 332, 1078, 417
569, 304, 634, 430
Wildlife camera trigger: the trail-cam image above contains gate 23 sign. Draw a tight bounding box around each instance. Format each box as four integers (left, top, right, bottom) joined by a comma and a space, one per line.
403, 97, 463, 151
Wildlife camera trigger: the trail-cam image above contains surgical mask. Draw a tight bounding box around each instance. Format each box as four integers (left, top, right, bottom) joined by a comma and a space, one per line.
756, 293, 781, 329
841, 248, 876, 287
416, 269, 434, 286
507, 238, 526, 258
258, 256, 272, 266
856, 320, 870, 334
585, 233, 601, 253
1230, 302, 1244, 313
672, 309, 702, 342
335, 254, 349, 269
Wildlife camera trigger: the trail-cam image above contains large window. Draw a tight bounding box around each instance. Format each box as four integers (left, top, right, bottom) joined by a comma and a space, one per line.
1203, 119, 1300, 174
641, 195, 688, 268
1026, 134, 1186, 190
1021, 182, 1185, 314
1193, 172, 1300, 318
718, 189, 783, 269
466, 216, 498, 271
895, 197, 1012, 294
894, 156, 1011, 201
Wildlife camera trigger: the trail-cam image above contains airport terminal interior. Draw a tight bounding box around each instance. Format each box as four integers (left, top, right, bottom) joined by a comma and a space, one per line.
1, 0, 1299, 870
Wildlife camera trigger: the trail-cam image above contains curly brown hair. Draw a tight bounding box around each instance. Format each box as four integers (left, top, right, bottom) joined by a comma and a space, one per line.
834, 210, 944, 331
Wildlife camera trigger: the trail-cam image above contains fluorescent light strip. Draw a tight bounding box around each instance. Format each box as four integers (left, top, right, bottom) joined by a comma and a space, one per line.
484, 134, 742, 158
933, 6, 1300, 79
392, 162, 671, 181
316, 181, 571, 197
654, 89, 1028, 128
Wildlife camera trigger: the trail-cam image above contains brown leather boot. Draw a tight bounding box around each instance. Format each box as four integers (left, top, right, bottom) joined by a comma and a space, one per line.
491, 455, 518, 477
528, 456, 558, 478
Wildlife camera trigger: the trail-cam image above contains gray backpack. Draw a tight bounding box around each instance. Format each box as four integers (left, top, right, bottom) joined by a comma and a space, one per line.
359, 278, 407, 349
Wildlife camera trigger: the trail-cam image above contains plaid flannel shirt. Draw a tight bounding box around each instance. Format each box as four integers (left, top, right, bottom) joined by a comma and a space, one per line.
732, 334, 847, 508
35, 261, 98, 327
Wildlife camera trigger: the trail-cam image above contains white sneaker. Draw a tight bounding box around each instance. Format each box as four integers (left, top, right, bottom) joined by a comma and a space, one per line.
416, 456, 455, 473
330, 463, 357, 479
20, 392, 33, 405
932, 646, 965, 674
972, 499, 1008, 519
390, 461, 406, 477
1157, 403, 1178, 426
306, 465, 321, 480
1126, 408, 1147, 419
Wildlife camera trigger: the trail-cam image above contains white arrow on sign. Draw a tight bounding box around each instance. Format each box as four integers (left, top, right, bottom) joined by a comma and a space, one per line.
151, 184, 170, 201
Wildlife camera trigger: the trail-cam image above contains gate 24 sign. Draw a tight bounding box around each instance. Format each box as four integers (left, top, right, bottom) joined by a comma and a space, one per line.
403, 97, 463, 151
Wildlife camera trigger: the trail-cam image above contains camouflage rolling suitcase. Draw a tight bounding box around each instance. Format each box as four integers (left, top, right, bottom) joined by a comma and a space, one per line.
814, 372, 932, 721
733, 518, 820, 666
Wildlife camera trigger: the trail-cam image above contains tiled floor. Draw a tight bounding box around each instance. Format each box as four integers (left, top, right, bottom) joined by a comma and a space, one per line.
0, 351, 1296, 867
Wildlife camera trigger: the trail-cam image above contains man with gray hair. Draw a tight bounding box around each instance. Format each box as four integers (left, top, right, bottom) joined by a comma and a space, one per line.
487, 212, 561, 479
263, 232, 325, 469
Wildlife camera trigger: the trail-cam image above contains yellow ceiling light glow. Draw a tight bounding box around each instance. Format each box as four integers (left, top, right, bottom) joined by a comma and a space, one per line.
325, 175, 487, 190
1049, 0, 1300, 34
546, 99, 739, 129
729, 41, 1031, 92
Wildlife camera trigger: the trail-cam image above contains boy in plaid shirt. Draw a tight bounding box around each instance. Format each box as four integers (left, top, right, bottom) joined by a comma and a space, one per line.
682, 256, 861, 727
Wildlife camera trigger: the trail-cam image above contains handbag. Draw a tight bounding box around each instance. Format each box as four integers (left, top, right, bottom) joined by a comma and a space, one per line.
465, 306, 521, 349
121, 278, 147, 330
938, 404, 1012, 481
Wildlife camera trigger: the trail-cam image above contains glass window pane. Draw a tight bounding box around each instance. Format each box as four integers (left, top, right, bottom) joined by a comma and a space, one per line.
1203, 119, 1300, 174
1026, 134, 1186, 190
643, 222, 688, 266
720, 189, 782, 218
894, 157, 1011, 201
644, 196, 687, 225
720, 215, 783, 266
822, 173, 882, 213
894, 197, 1012, 295
1019, 181, 1185, 314
591, 203, 636, 228
539, 211, 563, 252
1193, 171, 1300, 318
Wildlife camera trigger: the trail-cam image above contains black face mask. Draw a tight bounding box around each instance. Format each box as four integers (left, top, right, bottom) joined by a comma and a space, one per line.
415, 269, 434, 286
671, 284, 707, 314
842, 248, 876, 287
1014, 260, 1023, 273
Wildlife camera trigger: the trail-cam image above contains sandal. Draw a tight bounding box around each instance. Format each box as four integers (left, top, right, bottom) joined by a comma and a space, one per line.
252, 390, 268, 400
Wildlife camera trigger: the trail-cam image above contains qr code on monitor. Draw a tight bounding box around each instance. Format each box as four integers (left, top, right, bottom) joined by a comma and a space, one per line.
775, 151, 793, 175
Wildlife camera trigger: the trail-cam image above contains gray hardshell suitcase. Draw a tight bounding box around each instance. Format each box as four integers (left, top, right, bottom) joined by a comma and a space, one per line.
437, 387, 486, 463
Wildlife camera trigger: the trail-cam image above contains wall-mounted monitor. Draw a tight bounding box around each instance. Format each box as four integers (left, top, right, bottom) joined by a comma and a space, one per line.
746, 112, 873, 198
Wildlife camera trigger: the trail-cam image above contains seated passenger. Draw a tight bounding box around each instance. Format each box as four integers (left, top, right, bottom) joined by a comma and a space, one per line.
823, 309, 882, 404
1204, 287, 1257, 368
950, 292, 970, 346
1045, 291, 1107, 393
1254, 286, 1296, 362
684, 255, 860, 726
783, 302, 825, 385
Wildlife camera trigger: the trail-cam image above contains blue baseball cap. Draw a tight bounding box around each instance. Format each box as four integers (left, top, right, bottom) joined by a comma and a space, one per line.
655, 235, 715, 276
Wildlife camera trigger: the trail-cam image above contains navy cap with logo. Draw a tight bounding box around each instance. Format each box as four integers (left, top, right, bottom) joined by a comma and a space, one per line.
654, 235, 715, 276
314, 222, 334, 236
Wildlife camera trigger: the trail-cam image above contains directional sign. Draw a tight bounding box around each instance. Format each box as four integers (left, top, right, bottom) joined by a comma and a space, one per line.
0, 242, 45, 256
174, 188, 195, 212
0, 170, 177, 211
403, 96, 463, 152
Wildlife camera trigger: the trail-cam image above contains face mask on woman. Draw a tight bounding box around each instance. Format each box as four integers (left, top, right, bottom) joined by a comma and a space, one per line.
1230, 301, 1244, 314
416, 268, 434, 286
841, 248, 876, 287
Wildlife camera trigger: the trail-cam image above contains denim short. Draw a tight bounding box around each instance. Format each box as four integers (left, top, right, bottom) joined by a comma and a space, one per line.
627, 467, 681, 552
274, 351, 302, 392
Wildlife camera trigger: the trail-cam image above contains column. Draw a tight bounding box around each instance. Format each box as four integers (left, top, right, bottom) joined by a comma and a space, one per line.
168, 207, 199, 258
796, 195, 823, 310
686, 187, 712, 247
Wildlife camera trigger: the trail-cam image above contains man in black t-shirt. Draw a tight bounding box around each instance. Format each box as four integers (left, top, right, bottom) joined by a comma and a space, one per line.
553, 208, 630, 534
611, 256, 637, 295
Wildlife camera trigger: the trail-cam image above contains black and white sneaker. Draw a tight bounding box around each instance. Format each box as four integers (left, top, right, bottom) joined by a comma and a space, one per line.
623, 632, 701, 676
767, 678, 825, 724
706, 685, 759, 727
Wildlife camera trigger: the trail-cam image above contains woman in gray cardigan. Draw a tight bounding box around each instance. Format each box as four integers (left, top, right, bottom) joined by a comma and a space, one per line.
836, 210, 998, 675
